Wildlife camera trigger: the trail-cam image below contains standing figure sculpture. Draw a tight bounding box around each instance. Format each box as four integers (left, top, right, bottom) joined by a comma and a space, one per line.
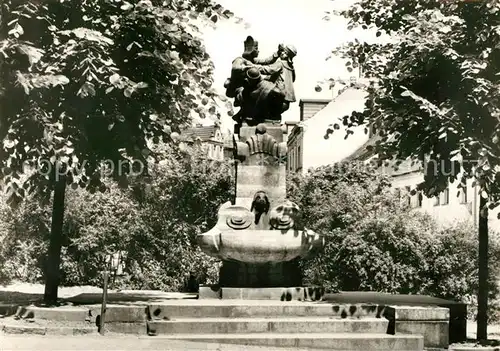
224, 36, 297, 127
255, 44, 297, 115
224, 36, 278, 99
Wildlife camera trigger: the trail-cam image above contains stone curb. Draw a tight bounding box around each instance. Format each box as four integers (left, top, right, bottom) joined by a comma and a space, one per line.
449, 348, 500, 351
449, 349, 500, 351
1, 324, 96, 335
448, 345, 500, 351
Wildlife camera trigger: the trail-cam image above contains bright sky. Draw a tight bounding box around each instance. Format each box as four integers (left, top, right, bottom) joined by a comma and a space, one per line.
200, 0, 374, 132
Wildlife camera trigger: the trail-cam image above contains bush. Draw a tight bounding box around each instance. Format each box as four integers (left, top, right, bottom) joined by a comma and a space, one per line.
0, 145, 233, 291
290, 162, 500, 322
0, 192, 50, 285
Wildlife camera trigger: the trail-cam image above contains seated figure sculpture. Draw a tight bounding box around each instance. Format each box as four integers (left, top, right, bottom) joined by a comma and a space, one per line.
224, 36, 297, 126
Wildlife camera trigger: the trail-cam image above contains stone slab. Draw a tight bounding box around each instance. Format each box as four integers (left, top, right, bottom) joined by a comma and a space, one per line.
218, 261, 302, 287
147, 317, 389, 335
385, 306, 450, 321
0, 304, 19, 317
1, 324, 96, 335
449, 346, 500, 351
395, 320, 449, 349
238, 125, 285, 143
104, 322, 147, 335
199, 286, 325, 301
197, 285, 221, 299
14, 306, 90, 322
99, 305, 148, 323
235, 175, 286, 202
147, 300, 387, 320
384, 306, 449, 349
149, 332, 424, 350
324, 292, 466, 344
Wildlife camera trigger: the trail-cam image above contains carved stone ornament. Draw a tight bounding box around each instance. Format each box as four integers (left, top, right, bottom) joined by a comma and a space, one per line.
235, 123, 287, 163
269, 200, 301, 230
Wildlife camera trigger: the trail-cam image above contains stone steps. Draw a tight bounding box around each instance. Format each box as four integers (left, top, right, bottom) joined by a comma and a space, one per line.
147, 301, 386, 320
147, 332, 424, 350
146, 317, 389, 335
3, 300, 437, 350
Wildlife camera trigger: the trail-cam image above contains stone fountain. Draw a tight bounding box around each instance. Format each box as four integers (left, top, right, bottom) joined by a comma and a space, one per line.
196, 37, 325, 300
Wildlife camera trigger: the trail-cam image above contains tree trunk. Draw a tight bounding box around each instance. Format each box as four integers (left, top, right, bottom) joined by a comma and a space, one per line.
477, 195, 488, 341
43, 176, 67, 305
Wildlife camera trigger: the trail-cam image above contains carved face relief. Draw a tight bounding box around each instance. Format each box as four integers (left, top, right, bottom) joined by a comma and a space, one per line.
269, 200, 301, 230
250, 191, 270, 225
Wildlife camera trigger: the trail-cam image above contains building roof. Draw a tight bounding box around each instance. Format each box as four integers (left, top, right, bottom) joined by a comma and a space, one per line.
299, 98, 331, 106
344, 133, 423, 177
343, 134, 380, 162
289, 87, 370, 170
181, 125, 220, 142
303, 87, 368, 127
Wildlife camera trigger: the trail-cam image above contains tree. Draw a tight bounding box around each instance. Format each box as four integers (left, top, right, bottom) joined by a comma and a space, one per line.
0, 0, 237, 304
322, 0, 500, 340
130, 143, 234, 290
0, 143, 234, 291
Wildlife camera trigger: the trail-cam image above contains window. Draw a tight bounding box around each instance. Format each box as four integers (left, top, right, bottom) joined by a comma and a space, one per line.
434, 195, 440, 206
442, 187, 449, 205
297, 146, 302, 168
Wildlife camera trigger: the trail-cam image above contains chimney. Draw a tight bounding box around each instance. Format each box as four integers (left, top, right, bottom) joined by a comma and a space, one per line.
299, 99, 331, 122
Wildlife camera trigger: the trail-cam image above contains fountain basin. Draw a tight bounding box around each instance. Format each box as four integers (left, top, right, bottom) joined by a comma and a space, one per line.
196, 227, 325, 263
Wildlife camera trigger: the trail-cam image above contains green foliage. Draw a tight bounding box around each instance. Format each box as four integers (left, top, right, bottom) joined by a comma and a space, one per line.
126, 144, 234, 290
0, 191, 50, 284
0, 146, 234, 291
290, 163, 500, 317
0, 0, 237, 206
323, 0, 500, 208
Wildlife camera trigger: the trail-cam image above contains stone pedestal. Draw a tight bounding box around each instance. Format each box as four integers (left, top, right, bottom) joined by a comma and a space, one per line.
385, 306, 450, 349
198, 286, 326, 301
218, 259, 302, 287
196, 122, 325, 295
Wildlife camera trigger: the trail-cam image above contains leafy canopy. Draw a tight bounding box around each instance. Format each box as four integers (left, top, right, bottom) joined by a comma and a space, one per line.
323, 0, 500, 211
0, 0, 237, 206
0, 144, 234, 290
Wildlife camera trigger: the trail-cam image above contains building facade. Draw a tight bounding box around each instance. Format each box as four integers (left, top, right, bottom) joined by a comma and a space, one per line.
287, 81, 370, 174
285, 78, 500, 232
179, 124, 232, 161
347, 127, 500, 232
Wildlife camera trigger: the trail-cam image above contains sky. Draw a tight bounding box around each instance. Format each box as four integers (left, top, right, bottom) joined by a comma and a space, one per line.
200, 0, 374, 132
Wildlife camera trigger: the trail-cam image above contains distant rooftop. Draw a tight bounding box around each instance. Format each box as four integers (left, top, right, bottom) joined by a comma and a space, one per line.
299, 98, 331, 106
343, 134, 380, 162
181, 124, 221, 142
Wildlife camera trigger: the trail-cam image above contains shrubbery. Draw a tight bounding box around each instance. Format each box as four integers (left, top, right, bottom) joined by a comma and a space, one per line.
0, 145, 233, 291
2, 156, 499, 322
289, 163, 500, 321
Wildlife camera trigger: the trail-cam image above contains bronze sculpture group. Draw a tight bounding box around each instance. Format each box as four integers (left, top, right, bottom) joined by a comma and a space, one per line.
224, 36, 297, 126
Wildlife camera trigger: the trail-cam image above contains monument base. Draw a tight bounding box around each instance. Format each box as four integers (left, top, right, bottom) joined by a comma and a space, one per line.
198, 285, 325, 301
218, 259, 302, 287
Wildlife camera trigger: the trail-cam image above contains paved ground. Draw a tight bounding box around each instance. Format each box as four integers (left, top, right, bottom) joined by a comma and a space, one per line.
466, 322, 500, 339
0, 283, 105, 299
0, 282, 195, 306
0, 334, 311, 351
